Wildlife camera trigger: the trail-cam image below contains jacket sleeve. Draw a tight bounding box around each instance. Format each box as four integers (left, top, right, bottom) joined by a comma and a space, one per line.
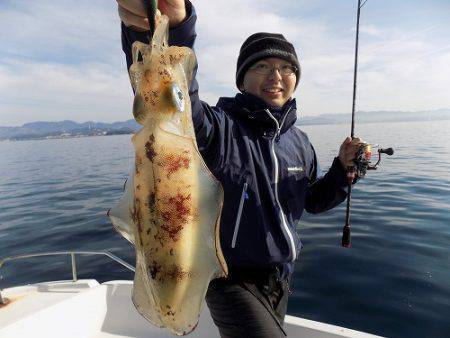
304, 147, 349, 214
121, 0, 221, 164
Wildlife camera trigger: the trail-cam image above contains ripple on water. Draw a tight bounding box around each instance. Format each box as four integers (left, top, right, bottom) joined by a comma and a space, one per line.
1, 125, 450, 337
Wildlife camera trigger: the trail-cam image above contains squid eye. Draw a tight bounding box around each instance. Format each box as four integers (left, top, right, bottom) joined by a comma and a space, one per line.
170, 83, 185, 112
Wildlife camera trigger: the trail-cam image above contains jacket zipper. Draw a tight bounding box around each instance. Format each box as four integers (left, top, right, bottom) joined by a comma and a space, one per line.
264, 108, 297, 261
231, 182, 248, 248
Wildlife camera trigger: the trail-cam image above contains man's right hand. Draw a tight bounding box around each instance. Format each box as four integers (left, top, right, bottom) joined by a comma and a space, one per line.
117, 0, 187, 31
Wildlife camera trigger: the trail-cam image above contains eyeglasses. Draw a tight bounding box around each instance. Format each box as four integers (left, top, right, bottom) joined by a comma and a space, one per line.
249, 63, 297, 76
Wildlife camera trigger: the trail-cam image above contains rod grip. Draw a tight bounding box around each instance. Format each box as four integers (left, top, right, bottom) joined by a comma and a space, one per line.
342, 224, 351, 248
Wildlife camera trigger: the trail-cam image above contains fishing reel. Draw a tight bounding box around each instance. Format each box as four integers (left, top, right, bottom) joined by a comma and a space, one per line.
352, 143, 394, 179
342, 142, 394, 248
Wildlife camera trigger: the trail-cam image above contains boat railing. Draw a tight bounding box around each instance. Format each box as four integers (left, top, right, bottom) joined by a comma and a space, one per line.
0, 251, 135, 305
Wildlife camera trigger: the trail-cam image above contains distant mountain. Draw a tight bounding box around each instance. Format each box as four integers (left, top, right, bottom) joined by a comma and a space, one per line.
0, 119, 141, 140
1, 109, 449, 141
298, 108, 450, 126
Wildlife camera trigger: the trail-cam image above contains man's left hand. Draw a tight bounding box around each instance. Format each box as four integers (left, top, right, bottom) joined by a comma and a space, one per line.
339, 136, 364, 168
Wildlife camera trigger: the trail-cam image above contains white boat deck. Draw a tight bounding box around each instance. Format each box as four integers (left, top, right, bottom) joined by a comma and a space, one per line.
0, 280, 384, 338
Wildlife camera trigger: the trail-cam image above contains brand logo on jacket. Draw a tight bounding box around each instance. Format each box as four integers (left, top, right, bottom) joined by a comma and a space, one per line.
287, 166, 304, 172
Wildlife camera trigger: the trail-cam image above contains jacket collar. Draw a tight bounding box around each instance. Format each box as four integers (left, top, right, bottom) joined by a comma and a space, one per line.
217, 92, 298, 136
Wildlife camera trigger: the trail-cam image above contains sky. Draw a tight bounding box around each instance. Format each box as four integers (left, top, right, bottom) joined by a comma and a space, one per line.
0, 0, 449, 126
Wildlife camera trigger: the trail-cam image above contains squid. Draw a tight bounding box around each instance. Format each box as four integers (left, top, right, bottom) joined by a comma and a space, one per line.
108, 12, 227, 336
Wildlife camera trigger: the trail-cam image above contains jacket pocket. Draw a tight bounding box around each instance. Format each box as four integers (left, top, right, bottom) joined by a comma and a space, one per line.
231, 181, 248, 248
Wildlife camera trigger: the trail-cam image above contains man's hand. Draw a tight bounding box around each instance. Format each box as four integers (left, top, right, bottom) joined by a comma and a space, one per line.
339, 136, 364, 168
158, 0, 186, 27
117, 0, 186, 31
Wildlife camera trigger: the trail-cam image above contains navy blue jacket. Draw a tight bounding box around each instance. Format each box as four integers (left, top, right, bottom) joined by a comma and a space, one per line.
121, 1, 348, 276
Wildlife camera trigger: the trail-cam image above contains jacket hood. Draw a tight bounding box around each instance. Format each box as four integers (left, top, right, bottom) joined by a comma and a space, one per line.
216, 93, 298, 135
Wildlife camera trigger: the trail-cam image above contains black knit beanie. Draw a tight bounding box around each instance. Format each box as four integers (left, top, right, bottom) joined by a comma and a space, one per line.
236, 32, 301, 90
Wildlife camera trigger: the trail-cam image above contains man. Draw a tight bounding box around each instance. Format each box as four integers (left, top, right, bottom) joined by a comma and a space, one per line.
117, 0, 362, 336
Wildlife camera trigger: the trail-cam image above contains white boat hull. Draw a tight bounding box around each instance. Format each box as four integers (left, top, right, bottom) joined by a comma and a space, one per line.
0, 280, 384, 338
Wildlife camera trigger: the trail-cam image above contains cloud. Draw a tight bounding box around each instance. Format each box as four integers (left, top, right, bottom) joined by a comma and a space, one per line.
0, 59, 132, 126
0, 0, 449, 126
360, 24, 384, 38
194, 0, 450, 115
354, 25, 450, 111
0, 0, 121, 65
194, 0, 333, 105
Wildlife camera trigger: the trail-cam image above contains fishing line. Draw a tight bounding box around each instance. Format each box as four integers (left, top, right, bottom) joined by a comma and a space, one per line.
360, 0, 369, 9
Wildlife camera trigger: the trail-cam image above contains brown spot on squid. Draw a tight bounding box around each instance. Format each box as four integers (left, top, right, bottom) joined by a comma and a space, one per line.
148, 260, 162, 280
157, 152, 190, 178
145, 134, 157, 161
132, 198, 144, 246
148, 192, 156, 213
166, 264, 190, 282
159, 193, 192, 241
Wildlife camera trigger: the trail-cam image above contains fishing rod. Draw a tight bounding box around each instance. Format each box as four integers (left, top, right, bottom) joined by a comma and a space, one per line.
341, 0, 394, 248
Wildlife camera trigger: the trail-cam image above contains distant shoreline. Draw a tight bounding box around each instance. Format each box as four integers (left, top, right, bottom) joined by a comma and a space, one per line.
1, 109, 449, 141
0, 132, 133, 142
0, 116, 450, 142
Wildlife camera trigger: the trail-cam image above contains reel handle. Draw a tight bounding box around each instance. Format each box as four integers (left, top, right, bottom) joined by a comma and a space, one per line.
379, 147, 394, 156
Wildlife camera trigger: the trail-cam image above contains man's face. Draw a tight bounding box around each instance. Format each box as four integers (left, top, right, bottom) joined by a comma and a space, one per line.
240, 57, 297, 108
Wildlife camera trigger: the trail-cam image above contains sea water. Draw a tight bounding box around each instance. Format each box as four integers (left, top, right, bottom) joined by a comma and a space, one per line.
0, 120, 449, 337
